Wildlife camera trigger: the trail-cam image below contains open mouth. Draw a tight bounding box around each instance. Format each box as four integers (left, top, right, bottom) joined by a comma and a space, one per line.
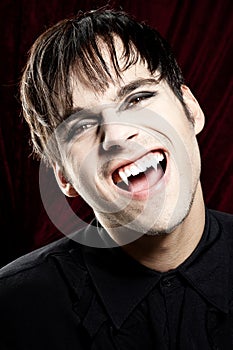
112, 150, 167, 193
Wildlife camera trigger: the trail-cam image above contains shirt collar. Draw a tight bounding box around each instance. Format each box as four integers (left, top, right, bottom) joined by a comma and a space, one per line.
83, 208, 230, 329
83, 244, 161, 329
179, 207, 230, 313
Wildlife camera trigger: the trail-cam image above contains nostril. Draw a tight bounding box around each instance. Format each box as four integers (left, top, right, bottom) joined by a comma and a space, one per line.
101, 128, 138, 152
103, 143, 122, 153
127, 133, 137, 140
110, 144, 122, 151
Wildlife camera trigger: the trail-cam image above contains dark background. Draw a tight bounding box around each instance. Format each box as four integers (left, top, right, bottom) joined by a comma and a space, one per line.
0, 0, 232, 267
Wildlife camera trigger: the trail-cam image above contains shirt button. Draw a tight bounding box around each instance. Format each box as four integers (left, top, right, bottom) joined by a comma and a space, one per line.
161, 278, 172, 287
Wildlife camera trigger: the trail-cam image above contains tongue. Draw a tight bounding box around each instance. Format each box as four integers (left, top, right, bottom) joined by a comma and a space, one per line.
128, 165, 164, 193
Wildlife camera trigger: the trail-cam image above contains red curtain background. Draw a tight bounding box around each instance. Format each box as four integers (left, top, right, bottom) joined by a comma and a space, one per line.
0, 0, 232, 267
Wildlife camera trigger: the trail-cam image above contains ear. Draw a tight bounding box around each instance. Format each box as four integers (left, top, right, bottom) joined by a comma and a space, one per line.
181, 85, 205, 135
52, 163, 78, 197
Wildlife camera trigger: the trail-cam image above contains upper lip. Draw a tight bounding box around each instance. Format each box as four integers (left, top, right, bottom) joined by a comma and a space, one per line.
106, 147, 168, 180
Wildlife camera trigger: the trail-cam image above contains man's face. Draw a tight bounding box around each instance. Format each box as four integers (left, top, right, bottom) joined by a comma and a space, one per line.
54, 47, 204, 244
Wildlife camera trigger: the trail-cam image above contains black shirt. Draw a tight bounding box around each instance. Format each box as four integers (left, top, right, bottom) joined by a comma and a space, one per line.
0, 208, 233, 349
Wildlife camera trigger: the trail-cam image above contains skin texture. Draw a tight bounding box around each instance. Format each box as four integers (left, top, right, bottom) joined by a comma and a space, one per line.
53, 39, 206, 272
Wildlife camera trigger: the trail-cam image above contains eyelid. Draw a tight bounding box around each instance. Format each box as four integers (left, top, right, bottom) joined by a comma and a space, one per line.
66, 117, 99, 141
120, 90, 158, 111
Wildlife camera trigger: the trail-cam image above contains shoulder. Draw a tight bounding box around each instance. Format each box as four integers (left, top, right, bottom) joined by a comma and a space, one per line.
0, 235, 86, 297
209, 208, 233, 231
0, 236, 69, 279
0, 234, 89, 322
208, 208, 233, 251
0, 235, 93, 348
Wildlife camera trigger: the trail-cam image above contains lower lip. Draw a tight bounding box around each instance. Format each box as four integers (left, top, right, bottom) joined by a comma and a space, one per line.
113, 163, 169, 201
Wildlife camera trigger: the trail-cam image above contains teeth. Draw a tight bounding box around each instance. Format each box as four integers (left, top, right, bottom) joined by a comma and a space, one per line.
117, 152, 165, 185
130, 165, 140, 176
136, 155, 151, 171
135, 160, 147, 172
149, 154, 158, 171
118, 170, 129, 186
145, 155, 153, 169
157, 153, 164, 162
124, 168, 132, 177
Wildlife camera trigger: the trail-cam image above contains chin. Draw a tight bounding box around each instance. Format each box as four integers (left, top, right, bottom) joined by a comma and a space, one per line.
144, 224, 180, 236
144, 194, 195, 237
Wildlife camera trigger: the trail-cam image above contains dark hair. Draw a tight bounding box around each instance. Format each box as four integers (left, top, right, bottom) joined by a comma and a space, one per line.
20, 8, 188, 165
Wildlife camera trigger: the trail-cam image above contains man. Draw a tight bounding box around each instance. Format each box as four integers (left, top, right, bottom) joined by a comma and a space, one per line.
0, 8, 233, 350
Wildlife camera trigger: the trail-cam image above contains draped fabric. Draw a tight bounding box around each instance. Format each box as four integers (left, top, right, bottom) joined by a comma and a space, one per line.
0, 0, 232, 267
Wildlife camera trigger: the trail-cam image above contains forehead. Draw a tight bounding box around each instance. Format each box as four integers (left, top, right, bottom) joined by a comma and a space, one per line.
72, 64, 157, 108
70, 40, 160, 113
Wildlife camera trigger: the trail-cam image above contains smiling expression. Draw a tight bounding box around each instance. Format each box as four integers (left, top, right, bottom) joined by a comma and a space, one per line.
53, 41, 204, 244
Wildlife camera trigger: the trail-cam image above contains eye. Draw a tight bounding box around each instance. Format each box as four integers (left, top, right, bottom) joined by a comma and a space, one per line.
123, 91, 157, 110
67, 120, 98, 141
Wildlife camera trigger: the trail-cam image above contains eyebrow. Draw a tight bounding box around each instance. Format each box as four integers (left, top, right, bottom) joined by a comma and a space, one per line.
116, 78, 160, 100
68, 77, 160, 117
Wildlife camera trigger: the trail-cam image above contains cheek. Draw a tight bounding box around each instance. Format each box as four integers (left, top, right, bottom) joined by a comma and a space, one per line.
66, 148, 99, 191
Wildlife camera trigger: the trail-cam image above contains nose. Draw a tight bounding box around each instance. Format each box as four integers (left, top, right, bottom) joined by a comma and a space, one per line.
100, 108, 138, 152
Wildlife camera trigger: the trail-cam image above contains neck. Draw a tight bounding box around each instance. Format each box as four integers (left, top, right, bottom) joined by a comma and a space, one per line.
121, 183, 205, 272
